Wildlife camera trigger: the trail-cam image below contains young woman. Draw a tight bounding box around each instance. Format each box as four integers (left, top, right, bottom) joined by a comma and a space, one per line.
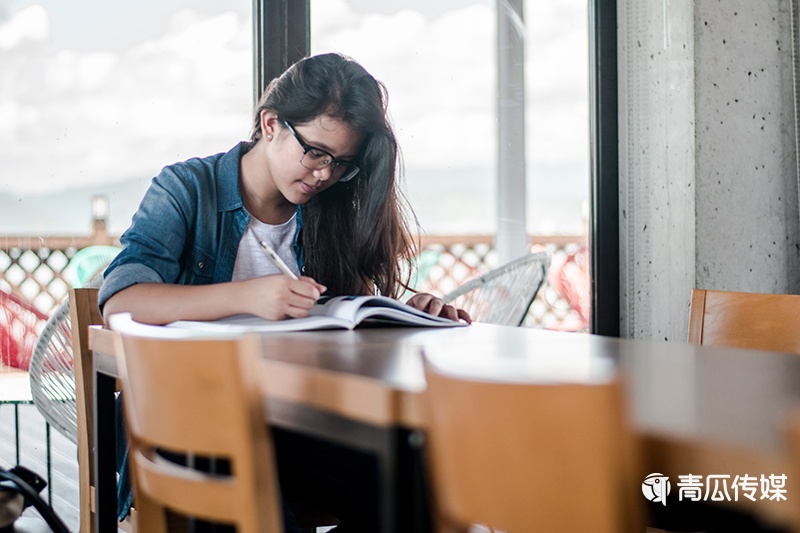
100, 52, 469, 325
100, 52, 469, 531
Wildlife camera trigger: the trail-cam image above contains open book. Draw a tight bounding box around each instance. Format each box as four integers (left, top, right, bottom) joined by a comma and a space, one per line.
167, 295, 467, 333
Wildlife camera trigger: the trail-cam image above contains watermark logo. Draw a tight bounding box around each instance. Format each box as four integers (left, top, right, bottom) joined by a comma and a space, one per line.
642, 473, 671, 505
642, 473, 788, 506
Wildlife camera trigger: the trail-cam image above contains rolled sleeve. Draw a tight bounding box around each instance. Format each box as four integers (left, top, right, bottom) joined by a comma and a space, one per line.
97, 171, 192, 311
98, 263, 165, 311
97, 143, 251, 312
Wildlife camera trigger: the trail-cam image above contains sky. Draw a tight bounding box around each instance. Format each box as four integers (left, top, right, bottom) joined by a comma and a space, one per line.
0, 0, 588, 233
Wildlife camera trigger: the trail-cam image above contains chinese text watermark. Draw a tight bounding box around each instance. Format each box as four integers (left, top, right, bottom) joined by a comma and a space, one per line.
642, 473, 787, 506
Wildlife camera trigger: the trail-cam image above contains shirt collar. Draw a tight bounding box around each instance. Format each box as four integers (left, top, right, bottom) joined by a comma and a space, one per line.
217, 141, 252, 212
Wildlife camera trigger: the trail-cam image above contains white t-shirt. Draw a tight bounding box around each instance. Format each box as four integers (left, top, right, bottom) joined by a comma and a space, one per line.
232, 213, 300, 281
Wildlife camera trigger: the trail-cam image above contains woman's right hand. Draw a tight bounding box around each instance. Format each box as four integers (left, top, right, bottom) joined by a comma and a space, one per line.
241, 274, 327, 320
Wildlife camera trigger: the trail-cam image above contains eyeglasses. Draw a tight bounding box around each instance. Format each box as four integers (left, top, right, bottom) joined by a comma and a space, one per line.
283, 121, 360, 183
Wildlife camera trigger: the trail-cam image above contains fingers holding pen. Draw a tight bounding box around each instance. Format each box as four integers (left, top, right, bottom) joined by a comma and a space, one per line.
242, 274, 325, 319
282, 275, 326, 317
298, 275, 327, 296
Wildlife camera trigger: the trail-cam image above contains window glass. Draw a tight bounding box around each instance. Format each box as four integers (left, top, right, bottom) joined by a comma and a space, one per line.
525, 0, 589, 236
1, 0, 252, 237
311, 0, 590, 330
312, 0, 496, 234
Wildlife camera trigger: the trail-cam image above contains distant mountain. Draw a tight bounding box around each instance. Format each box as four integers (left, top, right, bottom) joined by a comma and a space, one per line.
0, 178, 152, 237
0, 163, 586, 237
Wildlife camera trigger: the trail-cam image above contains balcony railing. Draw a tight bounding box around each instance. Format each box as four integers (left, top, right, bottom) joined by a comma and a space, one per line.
0, 216, 116, 314
415, 234, 589, 331
1, 227, 589, 332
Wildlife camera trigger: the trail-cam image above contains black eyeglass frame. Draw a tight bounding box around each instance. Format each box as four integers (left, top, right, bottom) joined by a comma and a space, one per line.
282, 120, 360, 183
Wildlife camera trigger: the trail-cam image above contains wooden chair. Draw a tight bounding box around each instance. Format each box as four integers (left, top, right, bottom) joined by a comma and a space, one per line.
104, 315, 338, 532
442, 251, 550, 326
70, 287, 137, 532
688, 289, 800, 354
69, 287, 106, 533
114, 332, 284, 532
422, 356, 643, 533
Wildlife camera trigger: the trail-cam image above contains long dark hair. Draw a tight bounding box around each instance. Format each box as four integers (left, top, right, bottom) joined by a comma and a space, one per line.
251, 53, 416, 297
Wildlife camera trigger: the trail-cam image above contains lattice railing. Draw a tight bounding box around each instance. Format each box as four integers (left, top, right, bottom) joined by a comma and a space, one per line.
414, 234, 589, 332
0, 228, 589, 331
0, 221, 117, 315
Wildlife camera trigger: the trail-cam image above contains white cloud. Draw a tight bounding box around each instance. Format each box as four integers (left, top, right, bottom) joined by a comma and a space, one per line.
0, 4, 49, 51
312, 0, 588, 169
313, 2, 496, 168
0, 6, 253, 195
0, 0, 588, 214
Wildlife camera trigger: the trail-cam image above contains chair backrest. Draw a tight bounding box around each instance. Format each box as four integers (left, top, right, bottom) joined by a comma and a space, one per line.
688, 289, 800, 354
63, 245, 120, 288
115, 332, 283, 533
29, 297, 77, 443
441, 251, 550, 326
422, 358, 642, 533
30, 278, 107, 446
68, 287, 104, 533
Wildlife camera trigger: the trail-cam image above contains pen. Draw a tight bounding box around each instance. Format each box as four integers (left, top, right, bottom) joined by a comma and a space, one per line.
258, 240, 299, 280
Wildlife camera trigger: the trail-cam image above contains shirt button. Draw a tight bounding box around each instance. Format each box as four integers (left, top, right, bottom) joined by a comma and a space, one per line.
198, 261, 204, 269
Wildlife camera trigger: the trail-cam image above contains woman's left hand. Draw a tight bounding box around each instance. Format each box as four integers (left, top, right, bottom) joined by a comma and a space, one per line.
406, 292, 472, 324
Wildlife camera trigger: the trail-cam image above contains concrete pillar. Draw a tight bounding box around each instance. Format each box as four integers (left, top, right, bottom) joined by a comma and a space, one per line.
619, 0, 800, 341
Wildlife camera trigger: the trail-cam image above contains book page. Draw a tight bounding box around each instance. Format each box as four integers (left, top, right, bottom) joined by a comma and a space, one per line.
165, 295, 466, 334
311, 295, 465, 327
168, 313, 352, 333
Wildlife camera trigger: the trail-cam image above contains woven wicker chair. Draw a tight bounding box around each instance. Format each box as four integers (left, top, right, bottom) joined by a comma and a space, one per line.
28, 277, 105, 444
27, 248, 117, 443
28, 297, 76, 443
62, 245, 120, 288
442, 251, 550, 326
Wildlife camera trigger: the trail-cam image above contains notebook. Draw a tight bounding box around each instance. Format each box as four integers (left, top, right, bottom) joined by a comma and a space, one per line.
167, 295, 468, 333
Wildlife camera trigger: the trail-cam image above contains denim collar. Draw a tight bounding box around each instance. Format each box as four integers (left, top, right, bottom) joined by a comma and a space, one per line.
216, 141, 252, 212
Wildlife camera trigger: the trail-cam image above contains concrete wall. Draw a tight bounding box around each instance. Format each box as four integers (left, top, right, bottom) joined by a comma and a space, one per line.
619, 0, 800, 340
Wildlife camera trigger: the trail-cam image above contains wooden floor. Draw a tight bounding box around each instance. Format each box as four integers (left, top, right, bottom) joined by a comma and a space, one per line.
0, 383, 80, 531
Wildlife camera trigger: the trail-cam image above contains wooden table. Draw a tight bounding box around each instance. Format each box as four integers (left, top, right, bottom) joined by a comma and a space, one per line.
89, 324, 800, 532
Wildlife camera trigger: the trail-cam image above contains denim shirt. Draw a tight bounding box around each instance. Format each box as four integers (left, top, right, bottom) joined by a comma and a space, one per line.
99, 141, 304, 311
99, 141, 304, 521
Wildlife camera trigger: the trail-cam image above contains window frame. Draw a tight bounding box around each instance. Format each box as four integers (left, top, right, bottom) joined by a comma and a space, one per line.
253, 0, 620, 336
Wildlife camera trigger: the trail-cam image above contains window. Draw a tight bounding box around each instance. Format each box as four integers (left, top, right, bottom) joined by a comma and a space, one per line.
1, 0, 252, 237
311, 0, 591, 330
1, 0, 252, 310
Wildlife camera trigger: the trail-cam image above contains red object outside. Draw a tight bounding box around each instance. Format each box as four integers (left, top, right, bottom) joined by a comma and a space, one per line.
0, 291, 48, 371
